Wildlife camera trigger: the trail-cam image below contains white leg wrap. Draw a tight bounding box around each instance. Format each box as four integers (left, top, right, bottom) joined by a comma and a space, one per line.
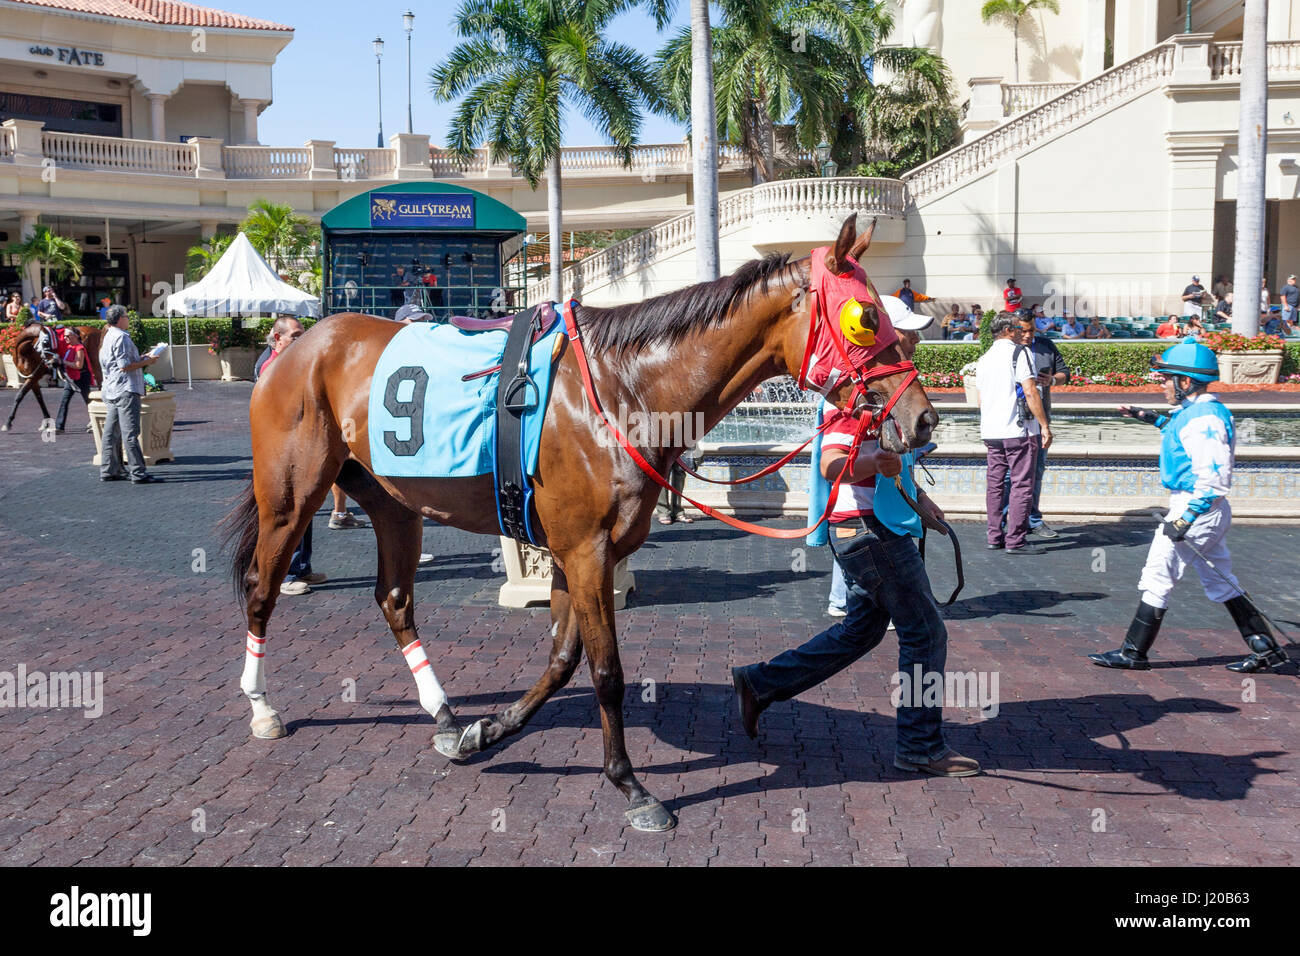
240, 631, 277, 721
401, 640, 448, 716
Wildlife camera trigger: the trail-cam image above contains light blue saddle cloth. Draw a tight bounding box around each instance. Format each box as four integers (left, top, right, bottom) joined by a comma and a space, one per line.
367, 314, 563, 479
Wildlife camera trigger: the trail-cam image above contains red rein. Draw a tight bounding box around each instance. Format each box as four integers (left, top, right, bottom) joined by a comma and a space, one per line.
559, 299, 917, 541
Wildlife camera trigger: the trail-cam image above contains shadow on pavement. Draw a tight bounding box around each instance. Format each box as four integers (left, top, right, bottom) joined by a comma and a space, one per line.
361, 684, 1282, 810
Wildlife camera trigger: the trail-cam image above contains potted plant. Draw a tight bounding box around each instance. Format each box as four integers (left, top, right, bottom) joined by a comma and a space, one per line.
1199, 331, 1286, 385
207, 324, 259, 381
961, 361, 979, 404
0, 321, 23, 388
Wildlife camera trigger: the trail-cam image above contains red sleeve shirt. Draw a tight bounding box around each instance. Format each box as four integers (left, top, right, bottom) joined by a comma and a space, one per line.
822, 410, 878, 522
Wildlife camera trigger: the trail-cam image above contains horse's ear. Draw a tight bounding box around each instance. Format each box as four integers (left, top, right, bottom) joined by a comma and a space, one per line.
823, 214, 858, 275
849, 217, 877, 260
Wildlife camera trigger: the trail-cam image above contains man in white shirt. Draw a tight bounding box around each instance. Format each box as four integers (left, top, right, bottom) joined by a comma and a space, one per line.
974, 314, 1053, 554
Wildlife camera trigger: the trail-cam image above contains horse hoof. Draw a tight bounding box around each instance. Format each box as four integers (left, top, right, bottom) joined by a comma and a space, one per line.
0, 424, 8, 432
453, 718, 489, 759
250, 714, 286, 739
625, 796, 676, 832
432, 728, 463, 760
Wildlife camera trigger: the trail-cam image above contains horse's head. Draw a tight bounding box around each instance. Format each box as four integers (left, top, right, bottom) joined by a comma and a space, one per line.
780, 214, 937, 452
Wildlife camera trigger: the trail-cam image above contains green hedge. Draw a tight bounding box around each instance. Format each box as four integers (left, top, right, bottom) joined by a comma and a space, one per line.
66, 317, 314, 352
913, 341, 1274, 380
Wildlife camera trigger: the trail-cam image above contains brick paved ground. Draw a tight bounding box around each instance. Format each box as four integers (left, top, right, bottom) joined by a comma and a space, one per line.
0, 382, 1297, 866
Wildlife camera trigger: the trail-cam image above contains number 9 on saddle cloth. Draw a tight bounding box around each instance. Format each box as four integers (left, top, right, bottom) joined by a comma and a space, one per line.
366, 305, 566, 544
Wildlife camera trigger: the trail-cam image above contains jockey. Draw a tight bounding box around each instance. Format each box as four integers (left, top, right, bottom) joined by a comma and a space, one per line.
1089, 338, 1289, 674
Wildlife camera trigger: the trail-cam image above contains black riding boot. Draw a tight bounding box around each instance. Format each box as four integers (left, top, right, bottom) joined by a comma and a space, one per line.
1223, 595, 1289, 673
1089, 601, 1164, 670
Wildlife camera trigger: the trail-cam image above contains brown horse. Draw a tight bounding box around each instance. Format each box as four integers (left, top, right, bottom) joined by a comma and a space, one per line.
3, 324, 103, 432
222, 215, 937, 831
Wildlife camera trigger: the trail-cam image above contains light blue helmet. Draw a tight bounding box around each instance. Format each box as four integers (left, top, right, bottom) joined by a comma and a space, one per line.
1151, 336, 1218, 383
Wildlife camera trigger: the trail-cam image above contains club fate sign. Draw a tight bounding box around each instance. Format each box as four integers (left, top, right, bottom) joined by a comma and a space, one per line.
29, 44, 106, 67
369, 193, 476, 229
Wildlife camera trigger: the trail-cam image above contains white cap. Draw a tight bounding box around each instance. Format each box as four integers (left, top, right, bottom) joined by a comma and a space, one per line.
880, 294, 932, 331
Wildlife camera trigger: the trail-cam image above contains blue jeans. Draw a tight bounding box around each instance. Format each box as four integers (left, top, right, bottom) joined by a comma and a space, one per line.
740, 517, 949, 762
828, 560, 847, 609
289, 522, 312, 578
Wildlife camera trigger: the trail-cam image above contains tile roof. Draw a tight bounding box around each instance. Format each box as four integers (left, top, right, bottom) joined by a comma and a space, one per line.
10, 0, 292, 32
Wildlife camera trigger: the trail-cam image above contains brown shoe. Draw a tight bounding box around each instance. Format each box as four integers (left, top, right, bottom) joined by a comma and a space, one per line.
894, 751, 982, 777
731, 666, 765, 740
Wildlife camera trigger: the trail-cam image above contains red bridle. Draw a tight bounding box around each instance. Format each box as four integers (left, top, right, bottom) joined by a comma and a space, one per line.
558, 292, 921, 540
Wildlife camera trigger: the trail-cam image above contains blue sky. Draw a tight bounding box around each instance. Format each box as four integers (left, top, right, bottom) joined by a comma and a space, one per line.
250, 0, 694, 150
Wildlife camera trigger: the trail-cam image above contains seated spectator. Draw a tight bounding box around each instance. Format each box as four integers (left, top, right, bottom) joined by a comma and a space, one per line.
968, 304, 983, 326
1084, 314, 1111, 339
1263, 311, 1289, 337
1184, 315, 1206, 339
1060, 314, 1085, 338
1215, 293, 1233, 324
1156, 315, 1182, 338
1031, 305, 1054, 333
940, 304, 963, 340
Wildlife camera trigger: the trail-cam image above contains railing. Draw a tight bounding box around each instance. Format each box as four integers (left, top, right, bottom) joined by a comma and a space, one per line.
525, 188, 758, 305
1001, 82, 1076, 115
325, 282, 526, 318
41, 130, 197, 175
222, 145, 311, 178
428, 147, 491, 176
333, 147, 396, 180
904, 42, 1177, 206
752, 176, 906, 220
1211, 40, 1300, 78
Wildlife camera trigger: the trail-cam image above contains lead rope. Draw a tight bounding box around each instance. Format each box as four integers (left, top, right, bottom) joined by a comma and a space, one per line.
562, 301, 875, 540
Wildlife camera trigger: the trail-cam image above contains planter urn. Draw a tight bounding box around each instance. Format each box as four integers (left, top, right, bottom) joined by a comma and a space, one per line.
88, 389, 176, 467
497, 536, 635, 610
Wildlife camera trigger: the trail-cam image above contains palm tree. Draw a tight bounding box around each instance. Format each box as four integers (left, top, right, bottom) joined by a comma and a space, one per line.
5, 225, 83, 294
239, 199, 317, 275
432, 0, 662, 302
979, 0, 1060, 84
657, 0, 893, 184
185, 233, 235, 281
857, 46, 958, 171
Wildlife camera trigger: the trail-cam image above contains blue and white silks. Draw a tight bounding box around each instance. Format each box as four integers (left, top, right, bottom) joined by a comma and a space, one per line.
1152, 392, 1235, 521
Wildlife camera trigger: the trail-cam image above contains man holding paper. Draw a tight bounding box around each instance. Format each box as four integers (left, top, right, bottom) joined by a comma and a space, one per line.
98, 305, 162, 484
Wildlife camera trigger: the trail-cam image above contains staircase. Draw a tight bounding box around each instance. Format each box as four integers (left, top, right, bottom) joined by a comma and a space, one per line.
529, 37, 1300, 307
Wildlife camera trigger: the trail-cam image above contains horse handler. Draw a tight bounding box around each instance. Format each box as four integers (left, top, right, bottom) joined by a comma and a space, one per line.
731, 316, 982, 778
1089, 339, 1289, 673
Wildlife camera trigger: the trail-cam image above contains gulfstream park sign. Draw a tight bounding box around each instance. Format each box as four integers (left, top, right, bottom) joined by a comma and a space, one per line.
370, 193, 475, 228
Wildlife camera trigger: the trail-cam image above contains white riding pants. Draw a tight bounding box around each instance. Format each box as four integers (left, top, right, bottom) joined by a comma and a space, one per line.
1137, 498, 1240, 607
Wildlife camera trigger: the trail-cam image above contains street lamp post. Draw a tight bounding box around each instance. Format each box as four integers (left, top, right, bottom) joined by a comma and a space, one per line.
373, 37, 385, 148
403, 11, 414, 135
816, 141, 837, 178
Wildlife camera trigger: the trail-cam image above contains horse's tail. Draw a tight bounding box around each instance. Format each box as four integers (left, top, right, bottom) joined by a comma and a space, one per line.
220, 474, 260, 605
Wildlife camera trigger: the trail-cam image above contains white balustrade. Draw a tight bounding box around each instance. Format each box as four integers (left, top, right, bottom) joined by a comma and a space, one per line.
41, 130, 197, 175
1001, 82, 1076, 115
222, 146, 311, 179
1212, 40, 1300, 78
333, 148, 396, 179
752, 176, 905, 221
905, 42, 1177, 206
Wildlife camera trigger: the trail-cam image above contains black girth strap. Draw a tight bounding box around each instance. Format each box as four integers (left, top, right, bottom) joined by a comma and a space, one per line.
495, 306, 543, 542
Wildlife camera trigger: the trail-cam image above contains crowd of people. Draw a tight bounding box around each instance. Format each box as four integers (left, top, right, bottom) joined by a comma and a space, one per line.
924, 272, 1298, 341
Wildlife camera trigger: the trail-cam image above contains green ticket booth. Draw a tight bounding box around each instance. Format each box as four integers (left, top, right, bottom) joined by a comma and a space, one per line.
321, 182, 528, 320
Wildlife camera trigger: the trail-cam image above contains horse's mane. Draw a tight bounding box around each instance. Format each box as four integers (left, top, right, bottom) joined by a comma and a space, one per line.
577, 252, 799, 353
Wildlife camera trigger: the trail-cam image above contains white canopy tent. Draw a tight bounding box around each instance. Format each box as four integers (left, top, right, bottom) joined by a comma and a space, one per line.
166, 231, 321, 388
